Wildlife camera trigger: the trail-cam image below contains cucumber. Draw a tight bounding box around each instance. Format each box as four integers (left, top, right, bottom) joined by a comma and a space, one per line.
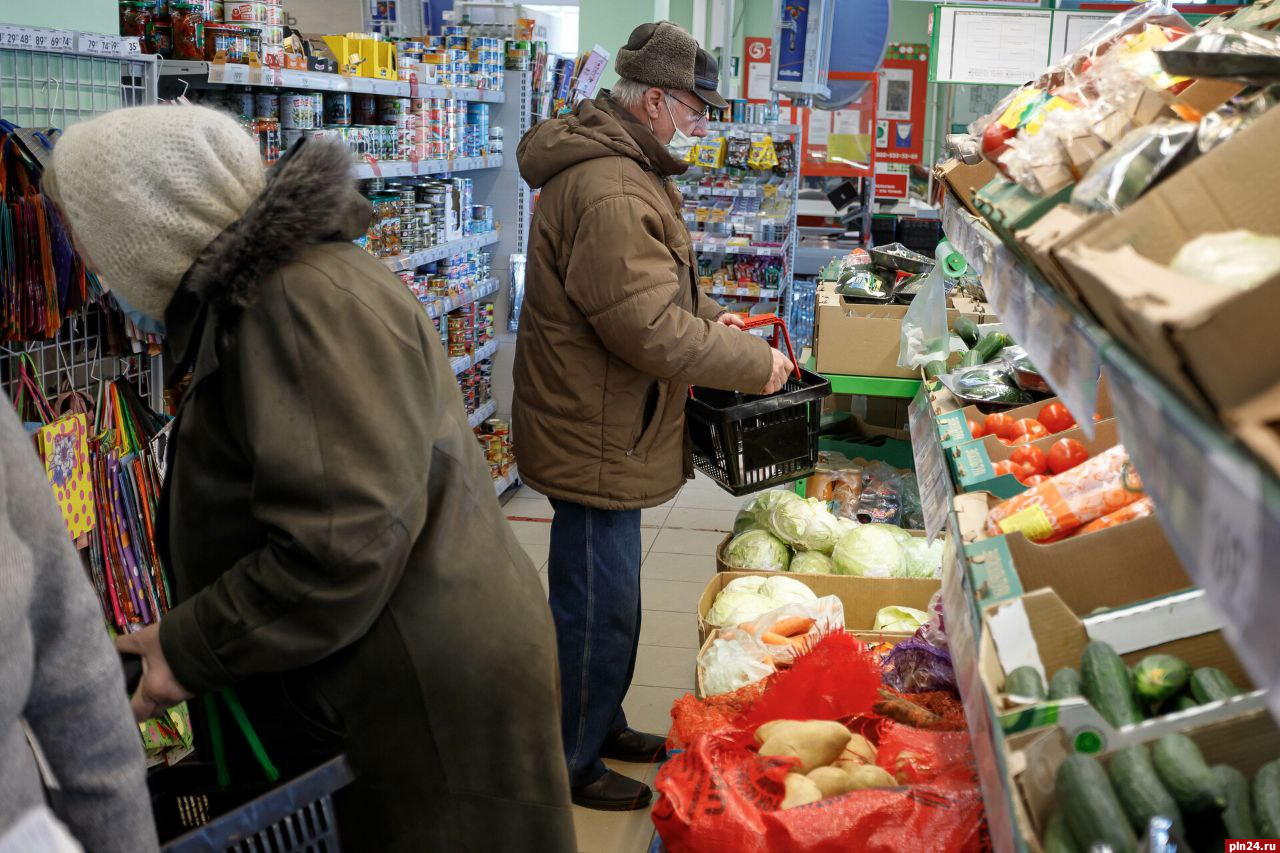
1217, 765, 1258, 839
954, 316, 980, 349
1107, 744, 1184, 838
1082, 641, 1143, 728
1004, 665, 1047, 700
1152, 733, 1227, 815
1049, 667, 1082, 700
1189, 667, 1243, 704
973, 332, 1010, 363
1132, 654, 1191, 704
959, 349, 983, 368
1056, 754, 1137, 853
1171, 692, 1200, 712
923, 360, 947, 380
1043, 810, 1081, 853
1255, 759, 1280, 839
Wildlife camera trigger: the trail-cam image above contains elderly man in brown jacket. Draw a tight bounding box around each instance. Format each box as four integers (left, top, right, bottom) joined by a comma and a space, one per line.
515, 21, 792, 810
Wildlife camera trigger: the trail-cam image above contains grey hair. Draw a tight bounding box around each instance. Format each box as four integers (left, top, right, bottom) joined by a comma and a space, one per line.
611, 77, 657, 109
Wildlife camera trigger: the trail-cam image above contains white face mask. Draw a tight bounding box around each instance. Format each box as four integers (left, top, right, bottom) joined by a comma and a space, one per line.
659, 94, 699, 155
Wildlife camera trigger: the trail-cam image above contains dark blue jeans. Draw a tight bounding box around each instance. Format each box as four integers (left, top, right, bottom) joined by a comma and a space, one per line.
547, 498, 643, 787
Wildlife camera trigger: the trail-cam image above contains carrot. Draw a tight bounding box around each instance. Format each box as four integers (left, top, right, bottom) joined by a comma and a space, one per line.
739, 621, 757, 633
760, 632, 790, 645
1075, 496, 1154, 537
772, 616, 815, 637
785, 635, 810, 649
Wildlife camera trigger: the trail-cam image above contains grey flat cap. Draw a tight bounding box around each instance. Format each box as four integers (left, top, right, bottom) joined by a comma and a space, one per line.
615, 21, 728, 110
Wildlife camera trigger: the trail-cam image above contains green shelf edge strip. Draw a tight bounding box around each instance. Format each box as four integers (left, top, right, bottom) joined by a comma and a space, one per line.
804, 357, 922, 398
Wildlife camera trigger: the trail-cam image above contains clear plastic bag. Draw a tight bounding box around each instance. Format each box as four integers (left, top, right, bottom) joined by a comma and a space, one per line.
1198, 85, 1280, 152
856, 461, 904, 526
897, 244, 952, 369
899, 472, 924, 531
697, 635, 776, 696
1156, 27, 1280, 85
1071, 120, 1197, 213
728, 596, 845, 667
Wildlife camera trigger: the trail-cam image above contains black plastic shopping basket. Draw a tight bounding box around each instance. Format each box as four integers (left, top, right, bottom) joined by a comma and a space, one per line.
149, 687, 356, 853
686, 314, 830, 496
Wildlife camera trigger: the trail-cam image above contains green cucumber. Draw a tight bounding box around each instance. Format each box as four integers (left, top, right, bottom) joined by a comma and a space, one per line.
1004, 665, 1047, 700
1056, 754, 1137, 853
1171, 692, 1200, 712
1152, 733, 1227, 815
1132, 654, 1191, 704
953, 316, 980, 349
1107, 744, 1184, 838
1255, 759, 1280, 839
1217, 765, 1258, 839
972, 332, 1010, 363
1189, 667, 1243, 704
959, 349, 983, 368
923, 360, 947, 379
1049, 667, 1083, 700
1043, 810, 1081, 853
1082, 641, 1143, 728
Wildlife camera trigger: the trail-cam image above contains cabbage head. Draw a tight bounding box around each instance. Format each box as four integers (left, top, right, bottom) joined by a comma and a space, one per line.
723, 529, 790, 572
765, 497, 843, 553
733, 506, 761, 536
705, 590, 777, 627
874, 605, 930, 633
749, 489, 802, 526
789, 551, 835, 575
831, 523, 907, 577
759, 575, 818, 605
900, 537, 944, 579
834, 516, 861, 538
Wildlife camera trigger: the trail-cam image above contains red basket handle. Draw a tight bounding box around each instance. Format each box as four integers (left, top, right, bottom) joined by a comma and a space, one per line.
739, 313, 802, 380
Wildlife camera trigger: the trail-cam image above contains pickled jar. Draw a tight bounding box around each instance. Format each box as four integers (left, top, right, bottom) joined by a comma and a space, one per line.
169, 2, 205, 60
119, 2, 155, 52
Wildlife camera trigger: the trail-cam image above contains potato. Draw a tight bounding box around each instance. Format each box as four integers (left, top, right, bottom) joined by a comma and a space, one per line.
757, 721, 852, 773
806, 766, 850, 799
754, 719, 803, 746
781, 772, 823, 809
831, 734, 878, 773
843, 764, 898, 791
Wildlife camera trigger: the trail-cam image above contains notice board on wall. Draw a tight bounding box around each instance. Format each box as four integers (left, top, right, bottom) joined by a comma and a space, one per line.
932, 6, 1053, 85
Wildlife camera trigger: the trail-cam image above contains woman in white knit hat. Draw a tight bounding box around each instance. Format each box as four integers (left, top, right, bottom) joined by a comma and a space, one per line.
45, 105, 575, 852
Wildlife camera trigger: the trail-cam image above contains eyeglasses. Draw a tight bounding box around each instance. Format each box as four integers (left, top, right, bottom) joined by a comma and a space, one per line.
665, 92, 710, 126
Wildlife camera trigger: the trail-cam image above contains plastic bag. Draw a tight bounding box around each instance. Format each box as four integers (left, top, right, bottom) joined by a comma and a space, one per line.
1156, 27, 1280, 85
883, 638, 958, 694
1001, 346, 1051, 394
733, 596, 845, 667
698, 635, 776, 697
1169, 229, 1280, 291
1075, 494, 1156, 536
897, 260, 949, 371
1071, 120, 1197, 213
856, 461, 904, 525
940, 363, 1032, 405
918, 591, 949, 649
898, 472, 924, 530
1197, 85, 1280, 151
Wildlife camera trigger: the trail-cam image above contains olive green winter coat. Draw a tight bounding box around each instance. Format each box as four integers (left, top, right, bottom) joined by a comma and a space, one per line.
155, 139, 575, 852
514, 94, 774, 510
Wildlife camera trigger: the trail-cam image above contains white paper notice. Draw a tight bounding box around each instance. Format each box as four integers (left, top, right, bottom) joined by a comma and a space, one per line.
747, 62, 773, 102
1049, 13, 1114, 63
935, 8, 1053, 85
807, 109, 831, 147
831, 109, 861, 136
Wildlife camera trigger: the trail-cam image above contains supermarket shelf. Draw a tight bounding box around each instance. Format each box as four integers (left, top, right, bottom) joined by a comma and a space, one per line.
704, 285, 779, 299
467, 399, 497, 430
382, 231, 501, 273
940, 192, 1280, 724
158, 61, 504, 102
681, 185, 774, 199
691, 232, 792, 258
448, 339, 497, 376
803, 357, 922, 398
705, 122, 802, 135
351, 154, 502, 180
426, 277, 500, 320
493, 464, 520, 498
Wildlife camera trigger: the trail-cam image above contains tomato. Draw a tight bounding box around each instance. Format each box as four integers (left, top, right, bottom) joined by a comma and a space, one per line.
1010, 445, 1048, 476
967, 418, 987, 439
1047, 438, 1089, 475
1038, 402, 1076, 434
984, 412, 1016, 440
1009, 418, 1049, 442
1023, 474, 1051, 487
992, 459, 1027, 484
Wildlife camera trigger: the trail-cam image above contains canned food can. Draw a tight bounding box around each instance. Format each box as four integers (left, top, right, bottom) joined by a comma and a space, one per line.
255, 92, 279, 119
282, 127, 310, 151
325, 93, 351, 126
280, 93, 314, 129
352, 94, 377, 125
224, 1, 264, 23
263, 3, 282, 24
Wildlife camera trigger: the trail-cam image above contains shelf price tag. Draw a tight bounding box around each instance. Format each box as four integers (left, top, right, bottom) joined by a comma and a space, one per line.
79, 33, 125, 55
908, 387, 954, 542
1197, 450, 1263, 631
1024, 300, 1101, 436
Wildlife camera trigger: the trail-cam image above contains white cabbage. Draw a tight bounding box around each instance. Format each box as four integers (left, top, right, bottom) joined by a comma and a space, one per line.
723, 529, 791, 571
765, 497, 843, 553
831, 524, 907, 577
789, 551, 835, 575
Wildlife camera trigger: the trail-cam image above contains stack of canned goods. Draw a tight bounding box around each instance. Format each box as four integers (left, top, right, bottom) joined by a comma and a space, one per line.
476, 418, 513, 480
222, 0, 284, 66
719, 99, 783, 126
457, 361, 493, 418
397, 30, 505, 91
396, 249, 492, 309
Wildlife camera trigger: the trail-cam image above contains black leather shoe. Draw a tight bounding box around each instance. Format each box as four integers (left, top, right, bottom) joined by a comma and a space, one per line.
600, 728, 668, 763
571, 769, 654, 811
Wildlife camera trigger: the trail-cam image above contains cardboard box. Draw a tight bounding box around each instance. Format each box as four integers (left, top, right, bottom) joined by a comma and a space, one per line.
1011, 708, 1280, 851
696, 570, 940, 644
1231, 380, 1280, 479
933, 376, 1114, 448
947, 419, 1121, 498
953, 490, 1191, 617
936, 158, 999, 219
814, 285, 990, 379
977, 586, 1260, 751
1056, 104, 1280, 416
1014, 204, 1102, 309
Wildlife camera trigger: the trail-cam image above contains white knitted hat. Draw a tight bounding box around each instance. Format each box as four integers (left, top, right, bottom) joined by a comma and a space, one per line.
47, 105, 266, 321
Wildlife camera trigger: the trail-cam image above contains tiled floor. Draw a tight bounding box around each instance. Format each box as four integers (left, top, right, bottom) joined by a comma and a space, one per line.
505, 474, 742, 853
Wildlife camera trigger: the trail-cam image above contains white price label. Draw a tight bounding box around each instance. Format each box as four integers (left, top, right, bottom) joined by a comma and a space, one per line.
908, 390, 954, 542
1023, 301, 1101, 432
121, 36, 142, 55
78, 33, 125, 55
1197, 450, 1263, 619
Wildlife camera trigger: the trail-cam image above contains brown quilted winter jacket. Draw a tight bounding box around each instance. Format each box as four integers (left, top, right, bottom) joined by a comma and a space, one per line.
513, 93, 773, 510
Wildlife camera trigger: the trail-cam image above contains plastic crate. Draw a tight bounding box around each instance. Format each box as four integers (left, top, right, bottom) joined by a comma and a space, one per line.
870, 215, 897, 247
897, 217, 943, 256
686, 315, 830, 496
151, 755, 355, 853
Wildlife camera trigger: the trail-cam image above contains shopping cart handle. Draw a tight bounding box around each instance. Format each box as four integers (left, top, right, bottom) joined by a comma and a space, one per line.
739, 313, 802, 380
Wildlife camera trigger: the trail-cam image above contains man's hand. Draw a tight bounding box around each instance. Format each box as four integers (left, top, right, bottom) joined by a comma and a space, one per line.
717, 312, 746, 330
115, 624, 193, 723
761, 348, 795, 395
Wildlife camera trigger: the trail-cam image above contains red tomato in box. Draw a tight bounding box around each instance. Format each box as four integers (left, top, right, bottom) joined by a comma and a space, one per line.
992, 459, 1027, 484
967, 418, 987, 439
1038, 402, 1076, 434
1008, 418, 1049, 443
1010, 445, 1048, 477
984, 412, 1016, 440
1047, 438, 1089, 475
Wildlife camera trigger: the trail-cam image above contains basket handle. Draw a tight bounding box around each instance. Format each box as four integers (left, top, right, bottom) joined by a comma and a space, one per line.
739, 313, 802, 380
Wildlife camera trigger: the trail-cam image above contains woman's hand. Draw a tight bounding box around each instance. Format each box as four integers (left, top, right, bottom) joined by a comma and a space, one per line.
115, 624, 193, 722
717, 312, 746, 330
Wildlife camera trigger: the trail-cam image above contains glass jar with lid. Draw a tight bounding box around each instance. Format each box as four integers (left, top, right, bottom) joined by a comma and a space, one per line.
119, 2, 156, 52
169, 2, 205, 60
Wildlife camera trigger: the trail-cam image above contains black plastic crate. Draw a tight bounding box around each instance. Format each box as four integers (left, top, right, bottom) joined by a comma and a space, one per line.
897, 217, 943, 256
870, 215, 897, 247
686, 314, 830, 496
150, 755, 355, 853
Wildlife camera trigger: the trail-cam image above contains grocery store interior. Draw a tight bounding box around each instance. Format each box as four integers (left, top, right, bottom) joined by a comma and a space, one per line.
3, 0, 1280, 851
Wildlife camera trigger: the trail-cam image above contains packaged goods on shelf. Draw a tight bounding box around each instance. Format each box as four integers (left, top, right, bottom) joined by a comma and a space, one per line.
475, 416, 513, 483
357, 178, 489, 258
